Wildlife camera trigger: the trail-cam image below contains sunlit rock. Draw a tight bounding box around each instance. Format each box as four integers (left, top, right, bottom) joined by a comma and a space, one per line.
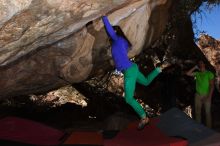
29, 85, 88, 107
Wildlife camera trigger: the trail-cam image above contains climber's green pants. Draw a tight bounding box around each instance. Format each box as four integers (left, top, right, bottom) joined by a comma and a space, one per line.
123, 63, 160, 119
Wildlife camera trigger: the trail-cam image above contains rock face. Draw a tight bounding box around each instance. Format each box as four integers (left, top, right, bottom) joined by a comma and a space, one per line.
198, 34, 220, 91
0, 0, 172, 98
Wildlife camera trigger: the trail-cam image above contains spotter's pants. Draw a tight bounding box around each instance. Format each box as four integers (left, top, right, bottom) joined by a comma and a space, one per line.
195, 93, 212, 128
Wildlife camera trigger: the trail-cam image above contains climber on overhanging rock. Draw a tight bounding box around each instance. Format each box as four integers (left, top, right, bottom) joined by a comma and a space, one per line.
102, 15, 162, 130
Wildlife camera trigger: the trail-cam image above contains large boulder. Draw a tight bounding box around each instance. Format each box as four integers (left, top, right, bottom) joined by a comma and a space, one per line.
0, 0, 173, 98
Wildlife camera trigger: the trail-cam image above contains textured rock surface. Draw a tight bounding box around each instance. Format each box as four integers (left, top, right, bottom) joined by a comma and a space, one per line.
30, 85, 88, 107
0, 0, 172, 98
